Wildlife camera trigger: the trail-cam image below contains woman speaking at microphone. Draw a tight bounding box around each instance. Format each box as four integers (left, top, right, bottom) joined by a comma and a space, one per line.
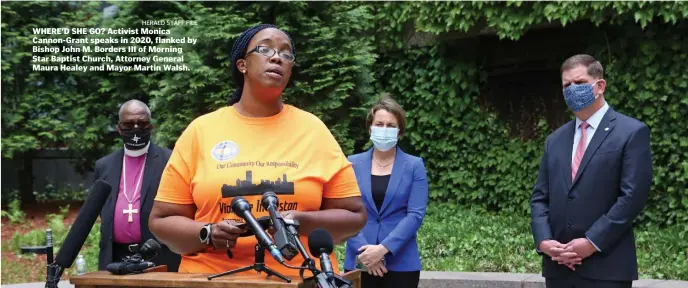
149, 24, 366, 276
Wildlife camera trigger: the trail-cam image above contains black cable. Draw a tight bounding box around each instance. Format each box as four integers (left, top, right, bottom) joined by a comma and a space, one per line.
282, 262, 312, 270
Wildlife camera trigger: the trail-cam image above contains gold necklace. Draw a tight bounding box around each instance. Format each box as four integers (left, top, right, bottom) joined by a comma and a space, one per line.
374, 158, 394, 168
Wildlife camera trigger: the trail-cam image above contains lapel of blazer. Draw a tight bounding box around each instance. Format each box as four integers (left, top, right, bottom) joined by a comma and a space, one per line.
571, 108, 617, 190
563, 121, 575, 192
360, 149, 378, 215
139, 143, 159, 209
104, 149, 124, 224
378, 146, 407, 215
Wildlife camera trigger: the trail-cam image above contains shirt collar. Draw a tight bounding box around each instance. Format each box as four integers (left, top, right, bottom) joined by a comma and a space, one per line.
576, 101, 609, 130
124, 142, 150, 157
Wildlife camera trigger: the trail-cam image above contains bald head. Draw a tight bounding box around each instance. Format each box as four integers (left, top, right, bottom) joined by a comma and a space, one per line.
119, 99, 151, 121
117, 100, 154, 151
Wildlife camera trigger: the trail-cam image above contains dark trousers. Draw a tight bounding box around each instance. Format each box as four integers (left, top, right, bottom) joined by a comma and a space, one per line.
546, 274, 632, 288
112, 242, 137, 263
347, 269, 420, 288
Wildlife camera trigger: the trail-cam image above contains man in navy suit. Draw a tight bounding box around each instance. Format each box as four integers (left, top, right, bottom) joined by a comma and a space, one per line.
530, 54, 652, 288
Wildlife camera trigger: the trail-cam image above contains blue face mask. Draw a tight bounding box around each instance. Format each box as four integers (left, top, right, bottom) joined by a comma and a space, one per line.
563, 80, 600, 112
370, 126, 398, 152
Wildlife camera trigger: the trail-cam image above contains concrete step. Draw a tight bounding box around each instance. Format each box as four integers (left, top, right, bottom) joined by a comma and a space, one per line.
3, 272, 687, 288
418, 272, 688, 288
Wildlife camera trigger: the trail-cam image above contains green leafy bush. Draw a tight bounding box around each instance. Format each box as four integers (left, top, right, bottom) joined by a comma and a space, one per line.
337, 205, 688, 280
1, 199, 26, 224
1, 189, 21, 206
1, 2, 685, 229
8, 205, 100, 278
34, 184, 87, 202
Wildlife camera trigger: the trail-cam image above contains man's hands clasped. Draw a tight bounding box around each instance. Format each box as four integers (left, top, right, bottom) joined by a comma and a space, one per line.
539, 238, 597, 270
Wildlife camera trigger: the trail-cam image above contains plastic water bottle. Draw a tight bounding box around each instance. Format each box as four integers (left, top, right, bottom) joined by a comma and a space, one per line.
76, 255, 87, 275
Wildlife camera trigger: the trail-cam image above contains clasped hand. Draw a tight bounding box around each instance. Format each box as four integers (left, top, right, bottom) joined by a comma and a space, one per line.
539, 238, 596, 270
358, 245, 389, 277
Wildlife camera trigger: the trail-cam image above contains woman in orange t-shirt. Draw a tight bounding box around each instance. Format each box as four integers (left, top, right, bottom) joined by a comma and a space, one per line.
148, 24, 367, 276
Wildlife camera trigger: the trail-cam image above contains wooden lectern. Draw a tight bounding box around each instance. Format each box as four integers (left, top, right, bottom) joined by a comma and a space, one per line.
70, 269, 361, 288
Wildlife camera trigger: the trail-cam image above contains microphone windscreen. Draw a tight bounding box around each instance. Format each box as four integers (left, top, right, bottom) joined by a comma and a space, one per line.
140, 239, 161, 260
143, 238, 161, 251
308, 228, 334, 256
55, 179, 112, 267
231, 196, 250, 214
261, 191, 278, 208
105, 262, 127, 275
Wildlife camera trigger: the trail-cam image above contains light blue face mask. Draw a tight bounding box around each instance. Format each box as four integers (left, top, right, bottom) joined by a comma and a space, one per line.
370, 126, 399, 152
563, 80, 600, 112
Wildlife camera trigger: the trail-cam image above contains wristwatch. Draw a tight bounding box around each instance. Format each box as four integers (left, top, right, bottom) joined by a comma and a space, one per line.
199, 223, 213, 245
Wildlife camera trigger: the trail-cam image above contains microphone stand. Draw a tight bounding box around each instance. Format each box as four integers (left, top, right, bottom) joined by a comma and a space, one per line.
284, 221, 351, 288
207, 243, 291, 283
45, 264, 64, 288
314, 272, 335, 288
46, 229, 53, 278
307, 269, 352, 288
283, 219, 318, 279
19, 229, 62, 288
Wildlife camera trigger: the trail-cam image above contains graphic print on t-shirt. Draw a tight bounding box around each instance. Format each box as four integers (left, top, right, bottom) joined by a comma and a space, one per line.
221, 170, 295, 197
211, 140, 240, 162
217, 170, 299, 217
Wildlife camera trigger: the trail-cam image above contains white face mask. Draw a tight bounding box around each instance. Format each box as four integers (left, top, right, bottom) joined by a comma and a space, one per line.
370, 126, 399, 152
124, 142, 150, 157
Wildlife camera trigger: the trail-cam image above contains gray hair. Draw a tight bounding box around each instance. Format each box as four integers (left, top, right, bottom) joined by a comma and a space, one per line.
118, 99, 151, 121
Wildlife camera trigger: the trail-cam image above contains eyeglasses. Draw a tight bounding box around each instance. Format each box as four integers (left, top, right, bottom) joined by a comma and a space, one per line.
246, 45, 295, 63
118, 120, 151, 130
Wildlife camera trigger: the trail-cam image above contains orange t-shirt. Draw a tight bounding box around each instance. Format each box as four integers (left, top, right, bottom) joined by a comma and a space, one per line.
155, 104, 361, 277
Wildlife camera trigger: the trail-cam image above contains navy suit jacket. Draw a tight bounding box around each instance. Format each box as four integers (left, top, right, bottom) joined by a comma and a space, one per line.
344, 146, 429, 272
94, 142, 181, 271
530, 107, 652, 281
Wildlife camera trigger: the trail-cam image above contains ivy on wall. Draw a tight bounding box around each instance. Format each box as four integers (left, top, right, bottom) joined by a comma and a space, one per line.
598, 22, 688, 227
2, 2, 686, 227
371, 2, 687, 228
373, 2, 687, 46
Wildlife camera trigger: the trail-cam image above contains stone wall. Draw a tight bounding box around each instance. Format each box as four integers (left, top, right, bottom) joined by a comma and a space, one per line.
418, 272, 688, 288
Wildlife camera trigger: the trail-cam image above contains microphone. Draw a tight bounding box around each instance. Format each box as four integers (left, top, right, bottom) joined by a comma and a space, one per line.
106, 239, 161, 275
136, 238, 161, 261
47, 179, 111, 287
283, 219, 317, 280
55, 179, 112, 267
231, 196, 285, 263
308, 228, 335, 282
261, 192, 298, 260
106, 261, 155, 275
286, 222, 311, 264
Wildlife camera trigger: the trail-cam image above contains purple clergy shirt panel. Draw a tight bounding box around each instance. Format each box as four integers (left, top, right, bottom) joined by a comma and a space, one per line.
112, 154, 145, 244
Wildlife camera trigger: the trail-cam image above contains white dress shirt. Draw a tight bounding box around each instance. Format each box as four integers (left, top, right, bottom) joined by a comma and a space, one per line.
572, 101, 609, 252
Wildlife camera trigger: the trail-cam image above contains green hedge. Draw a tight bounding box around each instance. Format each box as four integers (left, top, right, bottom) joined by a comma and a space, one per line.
2, 2, 686, 227
370, 2, 687, 228
333, 204, 688, 280
3, 204, 685, 285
